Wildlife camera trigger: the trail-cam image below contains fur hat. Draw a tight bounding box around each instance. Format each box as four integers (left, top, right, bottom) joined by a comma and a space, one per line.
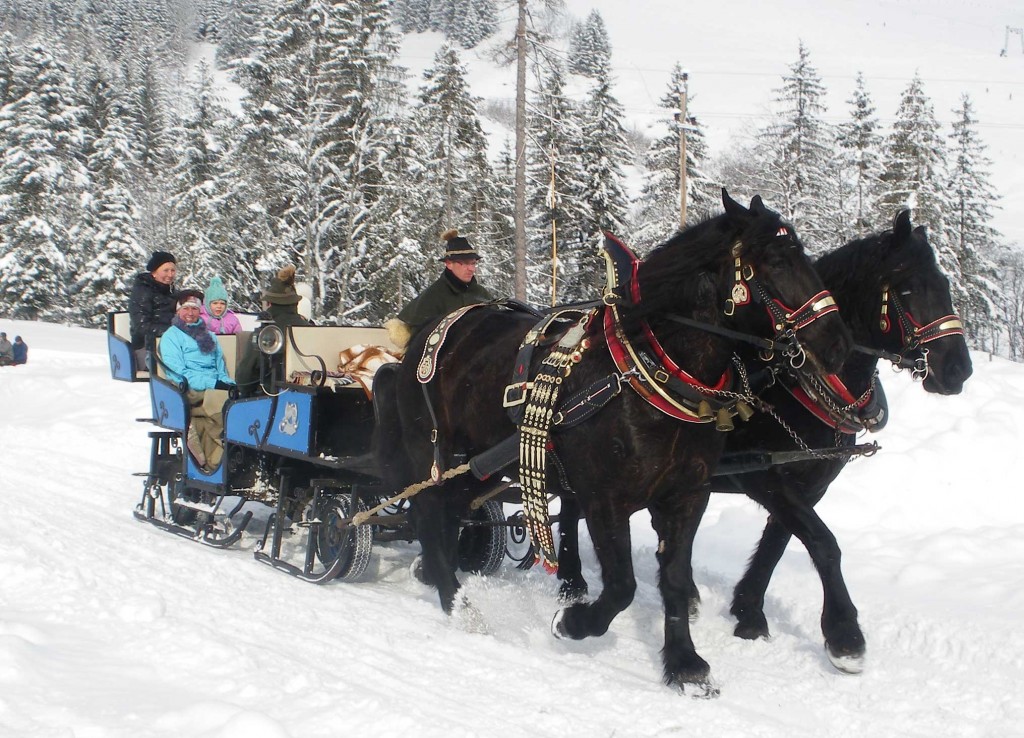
261, 265, 301, 305
146, 251, 176, 272
205, 276, 229, 306
176, 290, 204, 310
438, 229, 482, 262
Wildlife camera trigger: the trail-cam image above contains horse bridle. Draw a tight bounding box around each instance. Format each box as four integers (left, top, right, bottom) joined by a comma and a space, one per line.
858, 284, 965, 379
720, 235, 840, 368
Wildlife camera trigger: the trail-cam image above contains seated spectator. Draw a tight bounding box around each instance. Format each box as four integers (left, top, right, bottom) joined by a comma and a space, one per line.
12, 336, 27, 365
129, 251, 179, 369
159, 292, 236, 471
200, 276, 242, 335
0, 332, 12, 366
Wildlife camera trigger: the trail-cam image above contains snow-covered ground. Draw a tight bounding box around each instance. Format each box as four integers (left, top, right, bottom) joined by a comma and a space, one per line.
1, 319, 1022, 737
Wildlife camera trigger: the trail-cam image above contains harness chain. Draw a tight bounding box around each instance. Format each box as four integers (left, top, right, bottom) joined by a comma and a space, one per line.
518, 315, 593, 572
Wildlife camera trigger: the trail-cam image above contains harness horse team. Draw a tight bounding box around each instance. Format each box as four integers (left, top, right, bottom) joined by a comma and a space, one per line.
107, 189, 972, 695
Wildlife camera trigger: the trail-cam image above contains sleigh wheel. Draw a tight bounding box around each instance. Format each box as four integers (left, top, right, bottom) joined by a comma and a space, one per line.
458, 500, 506, 575
316, 493, 373, 582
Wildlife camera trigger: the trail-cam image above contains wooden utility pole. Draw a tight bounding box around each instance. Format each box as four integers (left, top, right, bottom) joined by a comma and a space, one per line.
678, 71, 689, 230
549, 150, 557, 305
513, 0, 528, 300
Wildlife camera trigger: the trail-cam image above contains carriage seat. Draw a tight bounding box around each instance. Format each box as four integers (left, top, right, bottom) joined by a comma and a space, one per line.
283, 326, 401, 398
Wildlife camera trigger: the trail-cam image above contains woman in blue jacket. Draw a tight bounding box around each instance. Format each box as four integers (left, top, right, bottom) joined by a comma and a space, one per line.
159, 293, 235, 470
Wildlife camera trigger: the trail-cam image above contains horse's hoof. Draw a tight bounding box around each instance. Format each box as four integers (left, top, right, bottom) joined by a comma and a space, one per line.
827, 648, 865, 675
409, 555, 430, 585
551, 608, 568, 639
824, 623, 866, 673
668, 676, 720, 699
733, 621, 770, 641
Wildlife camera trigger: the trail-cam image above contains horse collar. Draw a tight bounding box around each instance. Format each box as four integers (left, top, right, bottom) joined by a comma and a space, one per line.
603, 305, 735, 424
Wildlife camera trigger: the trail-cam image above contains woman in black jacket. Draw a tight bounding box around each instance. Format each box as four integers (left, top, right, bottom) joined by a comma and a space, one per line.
129, 251, 179, 365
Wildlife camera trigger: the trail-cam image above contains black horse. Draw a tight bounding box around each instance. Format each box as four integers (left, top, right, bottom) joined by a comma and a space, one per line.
375, 191, 852, 693
557, 209, 973, 675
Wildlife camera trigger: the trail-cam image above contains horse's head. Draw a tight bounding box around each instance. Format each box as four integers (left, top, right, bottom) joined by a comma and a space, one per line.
718, 190, 852, 374
867, 210, 973, 394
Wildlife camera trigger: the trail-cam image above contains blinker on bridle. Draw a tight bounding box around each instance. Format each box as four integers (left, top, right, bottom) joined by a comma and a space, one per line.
723, 230, 839, 367
876, 284, 964, 379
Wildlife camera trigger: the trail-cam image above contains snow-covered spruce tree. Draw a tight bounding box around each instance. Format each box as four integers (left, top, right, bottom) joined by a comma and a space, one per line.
232, 0, 404, 319
120, 48, 177, 256
0, 44, 85, 321
216, 0, 267, 65
231, 0, 341, 316
322, 0, 406, 321
74, 58, 145, 326
567, 9, 610, 79
404, 44, 495, 286
357, 123, 429, 324
947, 93, 1002, 351
450, 0, 498, 49
167, 60, 239, 290
752, 42, 837, 254
526, 61, 591, 305
998, 246, 1024, 361
579, 68, 630, 239
390, 0, 432, 34
835, 72, 883, 238
876, 75, 957, 296
486, 138, 518, 294
428, 0, 457, 35
196, 0, 224, 40
567, 69, 631, 302
632, 62, 717, 251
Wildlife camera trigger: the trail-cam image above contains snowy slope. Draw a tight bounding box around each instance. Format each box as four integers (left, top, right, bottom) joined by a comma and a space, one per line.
1, 320, 1022, 737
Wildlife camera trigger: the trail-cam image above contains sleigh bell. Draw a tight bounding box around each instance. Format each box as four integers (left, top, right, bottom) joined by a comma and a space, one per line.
715, 408, 735, 432
734, 400, 755, 422
696, 400, 715, 422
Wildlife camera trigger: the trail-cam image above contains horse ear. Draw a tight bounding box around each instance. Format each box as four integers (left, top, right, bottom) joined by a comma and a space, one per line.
722, 188, 746, 216
749, 195, 765, 213
892, 210, 913, 240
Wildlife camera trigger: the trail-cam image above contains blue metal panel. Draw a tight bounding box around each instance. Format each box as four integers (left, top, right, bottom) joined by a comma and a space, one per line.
107, 333, 135, 382
186, 453, 225, 484
150, 379, 187, 431
266, 389, 314, 456
225, 397, 274, 449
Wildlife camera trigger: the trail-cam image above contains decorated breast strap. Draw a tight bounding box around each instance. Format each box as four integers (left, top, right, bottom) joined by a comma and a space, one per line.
517, 312, 594, 572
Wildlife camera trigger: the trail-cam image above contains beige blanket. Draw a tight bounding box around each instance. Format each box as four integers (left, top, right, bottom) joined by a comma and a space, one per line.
337, 344, 401, 399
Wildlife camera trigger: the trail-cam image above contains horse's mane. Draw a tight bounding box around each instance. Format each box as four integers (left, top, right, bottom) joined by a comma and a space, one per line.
630, 214, 736, 321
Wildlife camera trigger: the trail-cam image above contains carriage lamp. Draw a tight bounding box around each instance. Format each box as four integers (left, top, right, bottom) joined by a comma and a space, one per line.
256, 324, 285, 355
